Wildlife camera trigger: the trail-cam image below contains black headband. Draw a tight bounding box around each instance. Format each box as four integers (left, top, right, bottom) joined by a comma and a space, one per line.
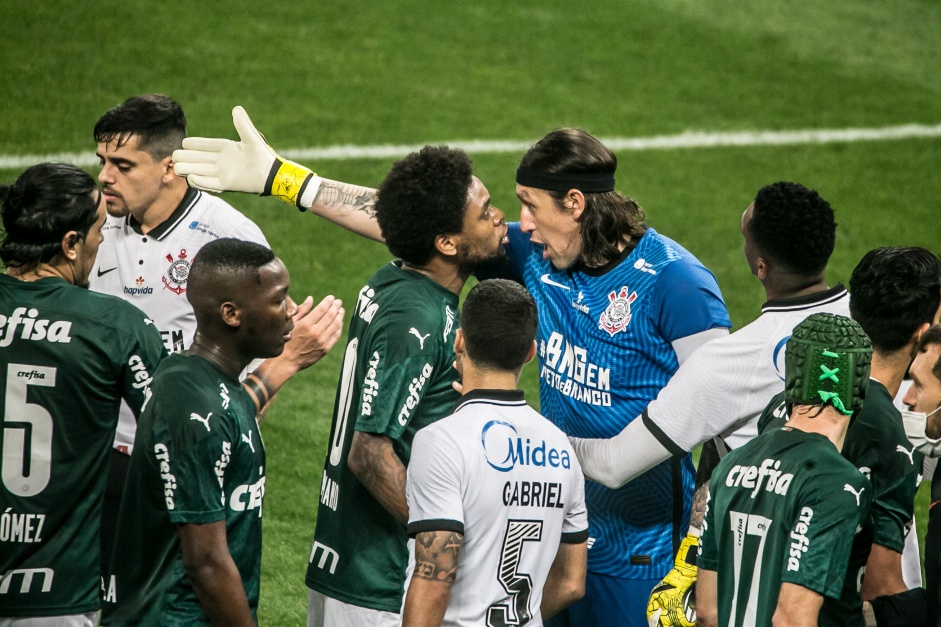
515, 167, 615, 193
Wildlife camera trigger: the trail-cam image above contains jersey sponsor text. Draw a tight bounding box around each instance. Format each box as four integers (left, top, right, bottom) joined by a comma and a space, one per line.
0, 567, 53, 594
397, 363, 433, 426
154, 444, 177, 510
360, 351, 380, 416
0, 307, 72, 346
787, 507, 814, 571
538, 332, 611, 407
309, 540, 339, 575
482, 420, 572, 472
725, 458, 794, 498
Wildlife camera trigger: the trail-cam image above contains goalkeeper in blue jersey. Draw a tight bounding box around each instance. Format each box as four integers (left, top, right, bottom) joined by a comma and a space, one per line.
172, 111, 731, 627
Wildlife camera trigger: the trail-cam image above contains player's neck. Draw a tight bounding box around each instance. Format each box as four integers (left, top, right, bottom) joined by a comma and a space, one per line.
187, 334, 248, 379
460, 367, 522, 395
401, 257, 467, 295
5, 261, 75, 285
788, 405, 849, 452
133, 180, 189, 234
870, 348, 915, 398
762, 271, 828, 302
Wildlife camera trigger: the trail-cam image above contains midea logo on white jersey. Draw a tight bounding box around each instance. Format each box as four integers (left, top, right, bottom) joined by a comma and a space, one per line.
481, 419, 571, 472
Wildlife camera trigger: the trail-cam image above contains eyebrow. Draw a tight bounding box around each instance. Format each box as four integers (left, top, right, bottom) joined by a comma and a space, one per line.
96, 152, 136, 167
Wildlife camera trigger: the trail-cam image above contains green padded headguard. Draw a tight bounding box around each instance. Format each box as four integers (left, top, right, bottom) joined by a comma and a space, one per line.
785, 313, 872, 416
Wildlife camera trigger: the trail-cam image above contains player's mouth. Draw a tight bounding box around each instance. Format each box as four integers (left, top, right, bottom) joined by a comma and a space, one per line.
500, 224, 509, 245
282, 322, 295, 342
102, 188, 120, 202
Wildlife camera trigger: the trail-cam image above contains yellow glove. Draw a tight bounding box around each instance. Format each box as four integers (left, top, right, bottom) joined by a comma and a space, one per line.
646, 533, 698, 627
172, 106, 321, 210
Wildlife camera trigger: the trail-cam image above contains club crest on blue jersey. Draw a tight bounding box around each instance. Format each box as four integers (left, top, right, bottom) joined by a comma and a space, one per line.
598, 286, 637, 336
162, 249, 190, 295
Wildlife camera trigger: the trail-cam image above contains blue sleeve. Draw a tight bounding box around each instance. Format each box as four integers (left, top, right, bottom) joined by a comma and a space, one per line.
650, 258, 730, 342
474, 222, 530, 283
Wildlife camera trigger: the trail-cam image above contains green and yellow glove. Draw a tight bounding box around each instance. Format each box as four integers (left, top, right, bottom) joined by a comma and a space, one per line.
172, 106, 321, 210
646, 532, 698, 627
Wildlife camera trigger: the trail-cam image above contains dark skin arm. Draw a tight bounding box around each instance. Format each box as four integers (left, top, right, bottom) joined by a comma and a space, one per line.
402, 530, 463, 627
347, 431, 408, 524
178, 521, 255, 627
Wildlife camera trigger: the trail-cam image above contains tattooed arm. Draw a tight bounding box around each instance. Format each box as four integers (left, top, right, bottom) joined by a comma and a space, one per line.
308, 179, 384, 242
348, 431, 409, 524
402, 530, 464, 627
689, 480, 709, 532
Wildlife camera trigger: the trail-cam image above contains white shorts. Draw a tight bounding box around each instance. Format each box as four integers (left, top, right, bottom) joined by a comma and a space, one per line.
307, 589, 400, 627
0, 613, 97, 627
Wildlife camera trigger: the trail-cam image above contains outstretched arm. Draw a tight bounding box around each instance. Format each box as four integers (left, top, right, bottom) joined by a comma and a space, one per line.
569, 417, 672, 488
173, 106, 383, 242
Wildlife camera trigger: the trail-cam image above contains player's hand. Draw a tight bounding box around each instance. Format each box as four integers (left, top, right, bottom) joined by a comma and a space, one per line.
280, 295, 344, 372
646, 533, 698, 627
172, 106, 322, 209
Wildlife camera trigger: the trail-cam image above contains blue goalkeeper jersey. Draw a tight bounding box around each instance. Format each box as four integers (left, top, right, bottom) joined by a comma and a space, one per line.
493, 224, 730, 578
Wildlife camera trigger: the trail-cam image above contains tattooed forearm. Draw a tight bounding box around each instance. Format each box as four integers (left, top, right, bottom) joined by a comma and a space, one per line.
348, 431, 409, 523
414, 531, 464, 583
316, 181, 377, 218
689, 480, 710, 532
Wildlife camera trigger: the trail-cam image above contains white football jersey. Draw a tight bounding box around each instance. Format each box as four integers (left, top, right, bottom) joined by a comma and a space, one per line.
644, 285, 850, 453
406, 389, 588, 627
90, 188, 269, 449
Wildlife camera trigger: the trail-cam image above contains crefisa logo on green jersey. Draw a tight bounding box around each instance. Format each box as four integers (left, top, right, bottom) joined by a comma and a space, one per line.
0, 307, 72, 347
725, 458, 794, 498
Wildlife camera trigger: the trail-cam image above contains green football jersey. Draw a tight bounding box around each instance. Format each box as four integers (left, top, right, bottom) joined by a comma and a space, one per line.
0, 275, 165, 618
306, 261, 461, 613
757, 382, 922, 626
100, 353, 264, 626
700, 427, 871, 627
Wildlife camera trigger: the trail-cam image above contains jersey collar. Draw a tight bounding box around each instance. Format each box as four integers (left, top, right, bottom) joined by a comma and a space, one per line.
456, 388, 526, 409
761, 283, 847, 313
127, 187, 200, 240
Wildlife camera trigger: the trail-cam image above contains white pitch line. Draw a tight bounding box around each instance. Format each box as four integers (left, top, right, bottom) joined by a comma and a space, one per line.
2, 123, 941, 170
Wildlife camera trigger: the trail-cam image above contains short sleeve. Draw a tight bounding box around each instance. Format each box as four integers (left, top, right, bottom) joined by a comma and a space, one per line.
228, 220, 270, 248
406, 427, 465, 536
650, 259, 730, 343
699, 490, 718, 572
869, 436, 919, 552
149, 377, 237, 525
781, 471, 872, 599
562, 454, 589, 543
354, 311, 449, 440
117, 306, 167, 418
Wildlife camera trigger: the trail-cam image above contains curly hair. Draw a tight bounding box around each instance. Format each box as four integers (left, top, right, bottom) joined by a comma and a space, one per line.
93, 94, 186, 160
520, 129, 645, 268
1, 163, 99, 270
850, 247, 941, 352
750, 182, 836, 275
375, 146, 472, 265
461, 279, 537, 373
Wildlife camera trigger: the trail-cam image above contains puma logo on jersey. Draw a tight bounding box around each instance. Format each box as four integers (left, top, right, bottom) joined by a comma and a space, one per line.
409, 327, 430, 349
896, 444, 915, 465
242, 430, 255, 453
144, 317, 155, 326
190, 412, 212, 432
219, 384, 230, 409
844, 484, 865, 506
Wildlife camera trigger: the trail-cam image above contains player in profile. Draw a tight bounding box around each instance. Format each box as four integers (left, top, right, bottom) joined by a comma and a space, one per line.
698, 313, 873, 627
172, 109, 731, 627
91, 94, 344, 575
402, 279, 588, 627
757, 246, 941, 625
100, 238, 323, 626
565, 181, 847, 625
0, 163, 165, 625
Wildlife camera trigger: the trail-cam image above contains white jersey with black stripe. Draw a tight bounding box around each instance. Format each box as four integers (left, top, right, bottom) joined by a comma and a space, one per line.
90, 188, 268, 449
405, 389, 588, 627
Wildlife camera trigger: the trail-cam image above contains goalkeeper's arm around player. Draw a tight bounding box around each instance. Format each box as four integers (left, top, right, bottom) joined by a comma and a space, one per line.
173, 106, 384, 242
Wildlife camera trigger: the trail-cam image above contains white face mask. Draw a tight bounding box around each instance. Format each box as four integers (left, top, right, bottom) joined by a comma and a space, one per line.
901, 405, 941, 457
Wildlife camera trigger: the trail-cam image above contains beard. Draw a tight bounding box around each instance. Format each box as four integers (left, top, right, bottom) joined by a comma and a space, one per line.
457, 240, 508, 276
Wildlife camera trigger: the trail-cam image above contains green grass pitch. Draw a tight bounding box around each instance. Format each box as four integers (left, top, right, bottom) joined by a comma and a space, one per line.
1, 0, 939, 623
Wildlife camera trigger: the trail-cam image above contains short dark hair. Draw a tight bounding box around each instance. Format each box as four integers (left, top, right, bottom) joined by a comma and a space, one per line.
375, 146, 472, 265
520, 129, 645, 268
93, 94, 186, 160
849, 247, 941, 352
750, 181, 836, 275
917, 324, 941, 384
187, 238, 275, 306
0, 163, 99, 270
461, 279, 537, 373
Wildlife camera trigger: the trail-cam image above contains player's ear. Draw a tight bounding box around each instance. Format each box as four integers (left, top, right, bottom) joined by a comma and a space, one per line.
220, 301, 241, 328
435, 233, 459, 258
454, 329, 465, 356
60, 230, 83, 260
523, 340, 537, 365
566, 189, 586, 221
161, 155, 177, 184
755, 256, 769, 281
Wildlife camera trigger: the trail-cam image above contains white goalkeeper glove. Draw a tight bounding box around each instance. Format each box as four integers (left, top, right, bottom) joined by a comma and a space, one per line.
172, 106, 322, 210
647, 532, 698, 627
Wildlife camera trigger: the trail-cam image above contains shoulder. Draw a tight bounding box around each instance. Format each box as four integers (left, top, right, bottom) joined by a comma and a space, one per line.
76, 288, 157, 333
192, 192, 268, 245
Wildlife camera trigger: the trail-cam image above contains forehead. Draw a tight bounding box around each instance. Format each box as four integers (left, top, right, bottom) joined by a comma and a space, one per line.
97, 133, 151, 159
466, 176, 489, 207
741, 202, 755, 229
913, 344, 941, 384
